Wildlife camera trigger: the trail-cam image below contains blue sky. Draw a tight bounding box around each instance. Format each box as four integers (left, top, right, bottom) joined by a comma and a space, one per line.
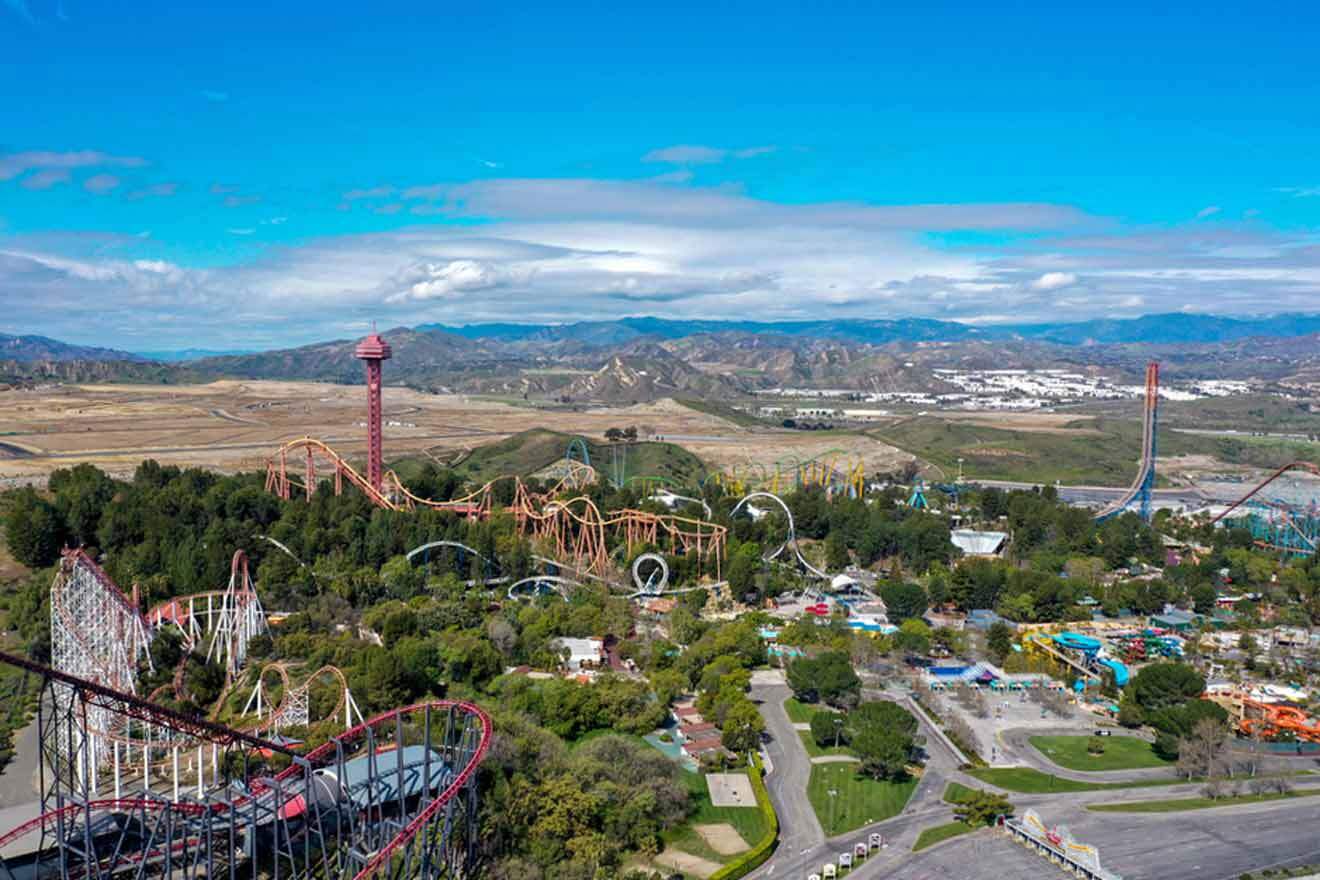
3, 0, 1320, 349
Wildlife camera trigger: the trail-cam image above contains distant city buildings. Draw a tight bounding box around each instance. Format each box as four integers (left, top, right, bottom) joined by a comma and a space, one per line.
750, 369, 1257, 415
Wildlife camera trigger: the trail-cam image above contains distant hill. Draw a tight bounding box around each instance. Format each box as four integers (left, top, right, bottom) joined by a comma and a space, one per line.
0, 333, 147, 362
136, 349, 253, 362
391, 428, 707, 486
424, 312, 1320, 347
7, 311, 1320, 403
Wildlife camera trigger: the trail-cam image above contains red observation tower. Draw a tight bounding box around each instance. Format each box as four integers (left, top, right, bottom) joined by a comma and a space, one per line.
354, 330, 392, 491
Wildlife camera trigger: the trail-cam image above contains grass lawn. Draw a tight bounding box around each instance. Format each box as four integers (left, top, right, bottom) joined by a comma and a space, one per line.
661, 769, 769, 865
807, 764, 918, 836
943, 782, 979, 804
1088, 789, 1320, 813
966, 767, 1184, 794
1030, 735, 1171, 772
912, 821, 976, 852
785, 697, 836, 724
799, 730, 855, 759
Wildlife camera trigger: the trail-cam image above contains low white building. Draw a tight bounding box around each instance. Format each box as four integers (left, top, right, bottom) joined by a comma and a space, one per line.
551, 637, 605, 671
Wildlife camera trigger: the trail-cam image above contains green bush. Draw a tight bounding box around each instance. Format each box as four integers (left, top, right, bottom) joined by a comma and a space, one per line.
709, 755, 778, 880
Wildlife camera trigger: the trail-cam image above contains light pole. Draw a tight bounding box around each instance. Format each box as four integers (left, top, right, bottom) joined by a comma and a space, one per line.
957, 457, 965, 482
828, 786, 839, 834
833, 716, 844, 749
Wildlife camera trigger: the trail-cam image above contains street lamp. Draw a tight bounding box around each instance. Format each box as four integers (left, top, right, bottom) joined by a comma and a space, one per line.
828, 787, 839, 833
833, 716, 844, 749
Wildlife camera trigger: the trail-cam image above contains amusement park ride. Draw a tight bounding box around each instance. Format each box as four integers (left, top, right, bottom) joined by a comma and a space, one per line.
1211, 460, 1320, 557
13, 549, 492, 880
1095, 362, 1161, 523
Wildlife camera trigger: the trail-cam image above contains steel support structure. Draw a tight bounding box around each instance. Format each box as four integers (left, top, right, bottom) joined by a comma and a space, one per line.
1096, 361, 1159, 522
49, 550, 153, 795
0, 651, 490, 880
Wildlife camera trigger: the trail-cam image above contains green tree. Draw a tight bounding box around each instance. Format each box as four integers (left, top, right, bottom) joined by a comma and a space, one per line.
852, 725, 912, 780
953, 790, 1014, 827
786, 651, 861, 708
895, 618, 932, 655
810, 711, 845, 747
4, 488, 66, 568
846, 700, 917, 739
986, 622, 1014, 665
880, 581, 928, 623
825, 532, 850, 570
1129, 663, 1206, 711
721, 699, 766, 753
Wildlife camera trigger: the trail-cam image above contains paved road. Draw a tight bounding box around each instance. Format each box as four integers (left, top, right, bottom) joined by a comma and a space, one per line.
748, 678, 963, 880
749, 677, 825, 876
750, 677, 1320, 880
0, 720, 39, 809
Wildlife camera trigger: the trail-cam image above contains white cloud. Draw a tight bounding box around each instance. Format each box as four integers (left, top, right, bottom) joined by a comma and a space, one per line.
643, 145, 729, 164
126, 182, 179, 201
0, 150, 147, 182
20, 169, 70, 190
6, 176, 1320, 347
1275, 186, 1320, 198
1196, 205, 1221, 219
84, 174, 121, 194
1030, 272, 1078, 291
385, 259, 514, 302
344, 186, 394, 200
642, 144, 777, 164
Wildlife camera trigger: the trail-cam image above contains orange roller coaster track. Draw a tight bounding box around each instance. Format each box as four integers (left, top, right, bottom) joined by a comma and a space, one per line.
267, 438, 726, 580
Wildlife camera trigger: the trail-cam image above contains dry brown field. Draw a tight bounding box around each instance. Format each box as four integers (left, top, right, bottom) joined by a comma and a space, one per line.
0, 381, 913, 485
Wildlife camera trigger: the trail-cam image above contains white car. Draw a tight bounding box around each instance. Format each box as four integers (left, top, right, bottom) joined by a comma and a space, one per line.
839, 852, 853, 868
868, 832, 884, 849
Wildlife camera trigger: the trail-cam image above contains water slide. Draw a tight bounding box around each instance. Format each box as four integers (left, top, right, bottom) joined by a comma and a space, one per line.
1096, 657, 1130, 687
1051, 632, 1129, 686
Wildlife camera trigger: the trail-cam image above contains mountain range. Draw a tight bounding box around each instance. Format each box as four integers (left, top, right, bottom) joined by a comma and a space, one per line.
421, 312, 1320, 347
2, 313, 1319, 404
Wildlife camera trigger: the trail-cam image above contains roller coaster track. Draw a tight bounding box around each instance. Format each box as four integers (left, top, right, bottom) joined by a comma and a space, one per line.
268, 437, 728, 580
1210, 460, 1320, 555
1095, 362, 1160, 522
268, 437, 599, 519
242, 663, 364, 734
0, 651, 492, 880
731, 491, 829, 579
1212, 460, 1320, 522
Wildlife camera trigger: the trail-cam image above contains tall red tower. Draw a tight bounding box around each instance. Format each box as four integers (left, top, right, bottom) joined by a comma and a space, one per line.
354, 330, 392, 491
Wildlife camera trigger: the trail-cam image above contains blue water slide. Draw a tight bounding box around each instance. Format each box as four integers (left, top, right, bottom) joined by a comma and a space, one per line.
1096, 657, 1130, 686
1052, 632, 1103, 656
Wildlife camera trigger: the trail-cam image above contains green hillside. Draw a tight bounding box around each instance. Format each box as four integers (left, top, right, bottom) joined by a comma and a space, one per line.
392, 429, 708, 487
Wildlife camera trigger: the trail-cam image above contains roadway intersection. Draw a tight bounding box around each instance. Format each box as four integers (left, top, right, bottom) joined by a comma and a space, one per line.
749, 671, 1320, 880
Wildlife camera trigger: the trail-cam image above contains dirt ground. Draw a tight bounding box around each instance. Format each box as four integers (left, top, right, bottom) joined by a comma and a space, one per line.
653, 848, 723, 879
695, 823, 750, 856
0, 381, 912, 485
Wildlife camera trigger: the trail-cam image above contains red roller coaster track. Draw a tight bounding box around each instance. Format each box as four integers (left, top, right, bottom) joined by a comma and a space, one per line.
0, 650, 492, 880
1211, 460, 1320, 524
